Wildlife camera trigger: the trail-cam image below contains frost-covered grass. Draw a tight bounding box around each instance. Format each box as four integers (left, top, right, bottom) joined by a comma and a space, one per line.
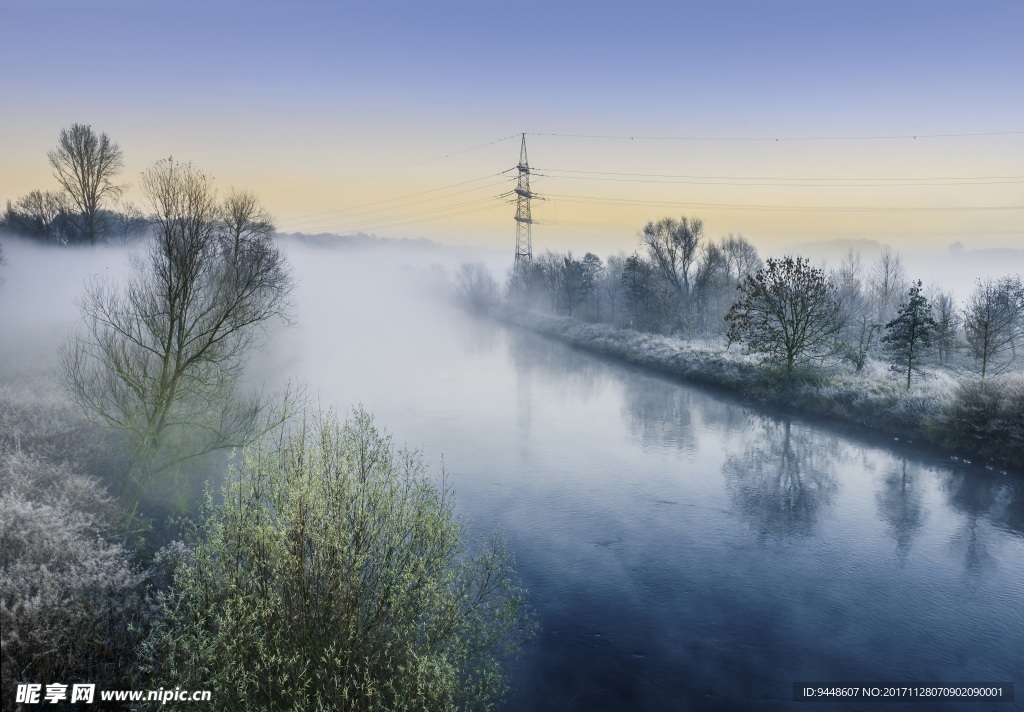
495, 306, 1024, 470
0, 370, 156, 704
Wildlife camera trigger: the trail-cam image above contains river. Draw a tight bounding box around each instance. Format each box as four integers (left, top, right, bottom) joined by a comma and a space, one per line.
259, 246, 1024, 711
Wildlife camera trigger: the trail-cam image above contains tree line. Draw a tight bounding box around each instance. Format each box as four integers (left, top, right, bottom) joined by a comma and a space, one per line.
495, 216, 1024, 386
1, 124, 147, 244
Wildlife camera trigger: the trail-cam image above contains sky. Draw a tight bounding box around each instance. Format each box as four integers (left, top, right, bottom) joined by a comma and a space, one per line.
1, 0, 1022, 256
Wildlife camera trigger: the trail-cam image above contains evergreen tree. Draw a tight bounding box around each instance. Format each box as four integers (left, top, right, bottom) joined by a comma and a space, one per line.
882, 280, 936, 388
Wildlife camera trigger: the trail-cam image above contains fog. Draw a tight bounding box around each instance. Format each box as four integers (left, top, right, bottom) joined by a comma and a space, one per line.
786, 237, 1024, 300
3, 231, 1021, 369
0, 237, 138, 380
2, 232, 1024, 710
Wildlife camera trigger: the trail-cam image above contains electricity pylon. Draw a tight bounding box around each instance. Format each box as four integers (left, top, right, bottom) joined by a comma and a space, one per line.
513, 133, 533, 269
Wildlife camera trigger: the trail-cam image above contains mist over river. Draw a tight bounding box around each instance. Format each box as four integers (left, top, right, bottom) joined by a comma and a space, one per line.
246, 245, 1024, 711
1, 239, 1020, 710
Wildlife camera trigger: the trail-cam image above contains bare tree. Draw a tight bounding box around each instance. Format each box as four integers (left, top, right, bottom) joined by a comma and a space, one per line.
693, 241, 732, 334
963, 276, 1022, 376
601, 253, 627, 326
929, 287, 960, 365
60, 159, 293, 511
220, 188, 273, 251
869, 247, 907, 324
833, 250, 878, 372
110, 200, 150, 243
454, 261, 498, 311
48, 124, 124, 244
640, 215, 703, 300
721, 233, 763, 282
2, 190, 77, 243
725, 257, 844, 380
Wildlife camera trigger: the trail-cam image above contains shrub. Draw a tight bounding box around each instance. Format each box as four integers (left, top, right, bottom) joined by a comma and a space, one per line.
0, 450, 152, 703
0, 385, 109, 473
934, 374, 1024, 464
144, 408, 531, 711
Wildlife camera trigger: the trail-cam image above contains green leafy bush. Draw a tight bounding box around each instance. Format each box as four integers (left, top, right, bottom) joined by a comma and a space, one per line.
144, 408, 530, 711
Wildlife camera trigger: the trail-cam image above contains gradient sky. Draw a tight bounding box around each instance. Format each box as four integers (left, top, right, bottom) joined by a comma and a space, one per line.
1, 0, 1021, 255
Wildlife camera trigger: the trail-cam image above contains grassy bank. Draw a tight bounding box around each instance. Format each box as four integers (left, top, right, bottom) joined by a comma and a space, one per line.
493, 305, 1024, 472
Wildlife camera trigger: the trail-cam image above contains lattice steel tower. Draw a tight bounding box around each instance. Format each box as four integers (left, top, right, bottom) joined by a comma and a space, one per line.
513, 133, 533, 268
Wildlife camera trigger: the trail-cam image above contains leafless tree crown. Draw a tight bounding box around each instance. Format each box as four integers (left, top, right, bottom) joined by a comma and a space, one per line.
61, 158, 293, 508
47, 124, 125, 244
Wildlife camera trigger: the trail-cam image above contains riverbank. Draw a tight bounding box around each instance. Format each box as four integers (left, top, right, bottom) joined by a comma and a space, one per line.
493, 305, 1024, 472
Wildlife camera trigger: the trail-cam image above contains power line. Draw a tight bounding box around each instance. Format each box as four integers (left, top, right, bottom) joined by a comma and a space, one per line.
277, 171, 514, 225
545, 192, 1024, 212
533, 169, 1024, 187
277, 176, 513, 230
535, 174, 1024, 188
527, 130, 1024, 142
270, 133, 521, 201
283, 194, 508, 235
535, 167, 1024, 181
306, 200, 508, 236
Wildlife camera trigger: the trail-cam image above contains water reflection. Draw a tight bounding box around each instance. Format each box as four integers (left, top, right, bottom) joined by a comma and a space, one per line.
506, 328, 602, 401
723, 417, 839, 539
950, 516, 996, 576
875, 459, 927, 559
261, 246, 1024, 711
942, 468, 1024, 540
942, 470, 1005, 576
620, 376, 698, 452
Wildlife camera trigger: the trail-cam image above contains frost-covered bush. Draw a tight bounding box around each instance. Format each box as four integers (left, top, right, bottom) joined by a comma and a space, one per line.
935, 375, 1024, 464
0, 385, 107, 472
143, 408, 531, 711
0, 450, 152, 702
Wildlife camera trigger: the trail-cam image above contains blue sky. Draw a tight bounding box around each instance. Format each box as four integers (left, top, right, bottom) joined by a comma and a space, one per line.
2, 0, 1021, 252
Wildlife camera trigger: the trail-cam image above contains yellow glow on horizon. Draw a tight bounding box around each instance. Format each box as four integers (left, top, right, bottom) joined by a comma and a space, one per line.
3, 120, 1021, 255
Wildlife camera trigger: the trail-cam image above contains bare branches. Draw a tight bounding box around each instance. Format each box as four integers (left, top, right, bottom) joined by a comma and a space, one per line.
640, 215, 703, 300
60, 158, 293, 509
47, 124, 124, 244
963, 276, 1024, 376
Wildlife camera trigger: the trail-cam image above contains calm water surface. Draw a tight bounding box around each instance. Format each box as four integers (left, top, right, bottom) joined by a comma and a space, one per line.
261, 250, 1024, 711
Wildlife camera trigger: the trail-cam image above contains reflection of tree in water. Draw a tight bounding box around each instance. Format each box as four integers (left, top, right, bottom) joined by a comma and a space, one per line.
723, 417, 839, 539
688, 390, 751, 435
941, 469, 1014, 576
950, 516, 996, 576
621, 375, 698, 452
943, 468, 1024, 540
875, 459, 927, 559
506, 329, 601, 400
997, 480, 1024, 541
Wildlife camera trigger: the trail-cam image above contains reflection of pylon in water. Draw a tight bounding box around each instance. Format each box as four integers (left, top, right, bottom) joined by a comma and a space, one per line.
513, 133, 533, 270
